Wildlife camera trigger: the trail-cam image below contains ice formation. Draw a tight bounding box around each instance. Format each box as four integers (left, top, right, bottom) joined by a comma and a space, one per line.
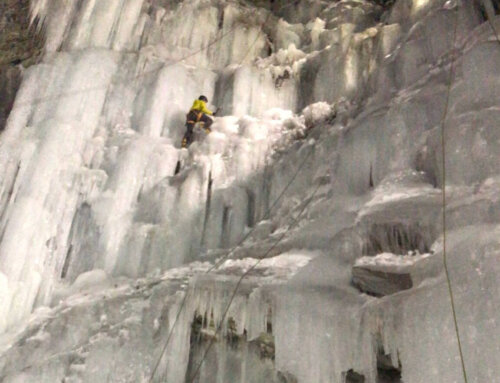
0, 0, 499, 382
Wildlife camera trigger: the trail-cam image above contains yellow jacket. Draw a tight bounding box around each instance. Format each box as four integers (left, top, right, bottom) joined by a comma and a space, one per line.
190, 99, 212, 115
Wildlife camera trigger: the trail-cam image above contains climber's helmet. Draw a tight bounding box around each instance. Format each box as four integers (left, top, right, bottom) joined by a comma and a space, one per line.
198, 95, 208, 103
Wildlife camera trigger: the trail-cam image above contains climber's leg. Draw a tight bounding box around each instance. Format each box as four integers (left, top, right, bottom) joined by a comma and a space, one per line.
182, 111, 199, 148
182, 121, 195, 148
199, 113, 213, 133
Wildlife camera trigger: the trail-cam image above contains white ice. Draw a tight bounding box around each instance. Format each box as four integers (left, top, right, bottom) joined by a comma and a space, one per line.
1, 0, 500, 382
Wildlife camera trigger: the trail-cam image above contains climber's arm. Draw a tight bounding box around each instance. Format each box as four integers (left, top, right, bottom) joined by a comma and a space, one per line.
201, 102, 213, 116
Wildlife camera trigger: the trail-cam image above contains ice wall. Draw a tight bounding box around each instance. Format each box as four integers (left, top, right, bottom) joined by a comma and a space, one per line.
0, 253, 314, 382
1, 0, 500, 382
0, 0, 382, 331
0, 0, 301, 332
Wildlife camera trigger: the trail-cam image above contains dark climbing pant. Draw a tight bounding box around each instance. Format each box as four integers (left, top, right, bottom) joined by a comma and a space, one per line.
182, 110, 213, 148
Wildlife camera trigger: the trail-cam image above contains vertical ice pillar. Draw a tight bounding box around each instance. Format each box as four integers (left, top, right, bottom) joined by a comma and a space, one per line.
31, 0, 146, 52
216, 65, 298, 117
132, 63, 217, 139
312, 23, 375, 105
0, 50, 117, 332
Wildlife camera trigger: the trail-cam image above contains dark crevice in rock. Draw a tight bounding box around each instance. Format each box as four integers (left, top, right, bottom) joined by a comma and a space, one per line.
343, 369, 365, 383
352, 267, 413, 297
61, 245, 73, 279
378, 366, 403, 383
368, 0, 396, 8
266, 307, 273, 334
62, 203, 100, 282
362, 223, 432, 256
185, 310, 284, 382
267, 36, 274, 57
351, 222, 434, 296
174, 159, 181, 175
415, 144, 440, 188
250, 332, 275, 360
200, 171, 213, 247
185, 313, 205, 383
275, 69, 291, 89
218, 7, 225, 29
477, 0, 500, 21
226, 316, 244, 349
262, 167, 272, 219
369, 163, 374, 188
0, 67, 21, 132
0, 162, 20, 226
247, 189, 256, 228
220, 205, 231, 248
376, 341, 403, 383
277, 371, 298, 383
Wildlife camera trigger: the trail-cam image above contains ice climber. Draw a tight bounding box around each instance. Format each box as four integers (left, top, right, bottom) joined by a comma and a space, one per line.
181, 95, 216, 148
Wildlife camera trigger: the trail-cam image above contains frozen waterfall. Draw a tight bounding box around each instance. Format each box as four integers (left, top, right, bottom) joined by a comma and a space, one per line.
0, 0, 500, 382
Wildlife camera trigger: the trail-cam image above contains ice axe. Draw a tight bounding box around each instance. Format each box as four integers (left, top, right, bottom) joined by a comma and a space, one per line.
213, 106, 222, 117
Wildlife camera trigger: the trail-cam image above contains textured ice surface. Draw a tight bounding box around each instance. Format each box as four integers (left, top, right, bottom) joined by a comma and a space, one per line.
0, 251, 314, 382
1, 0, 500, 382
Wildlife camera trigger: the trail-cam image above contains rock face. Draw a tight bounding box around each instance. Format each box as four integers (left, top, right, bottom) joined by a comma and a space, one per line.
0, 0, 43, 131
0, 0, 499, 382
0, 67, 21, 132
344, 369, 366, 383
352, 266, 412, 297
0, 0, 42, 67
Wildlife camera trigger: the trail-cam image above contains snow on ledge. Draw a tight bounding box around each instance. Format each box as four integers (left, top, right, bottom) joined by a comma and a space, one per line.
215, 250, 317, 279
365, 186, 439, 208
355, 252, 432, 273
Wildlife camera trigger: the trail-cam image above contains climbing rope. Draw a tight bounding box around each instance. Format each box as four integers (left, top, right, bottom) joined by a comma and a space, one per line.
208, 147, 315, 272
147, 146, 316, 381
186, 182, 322, 383
180, 2, 475, 383
9, 0, 476, 381
148, 135, 315, 381
439, 2, 469, 383
148, 3, 310, 381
